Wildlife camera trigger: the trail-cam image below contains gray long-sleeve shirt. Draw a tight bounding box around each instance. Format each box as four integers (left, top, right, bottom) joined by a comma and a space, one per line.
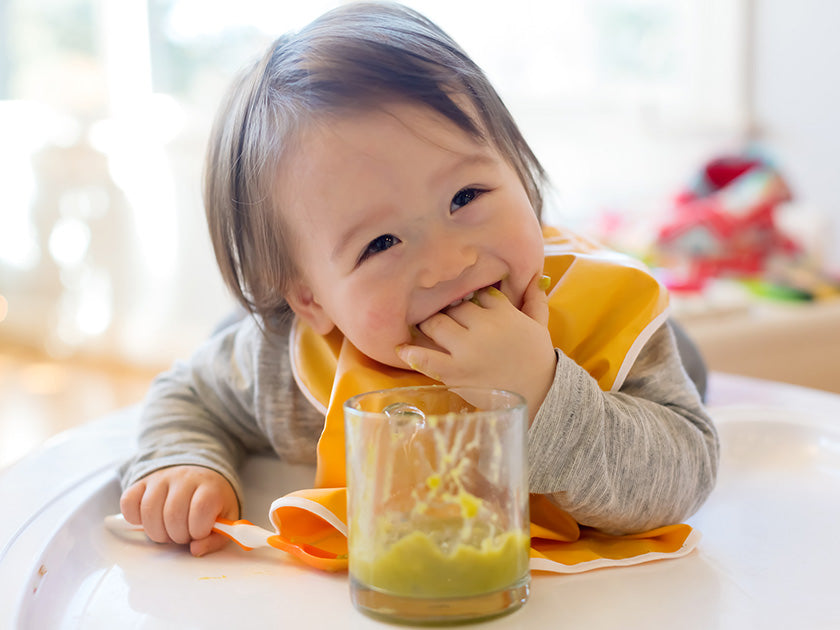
120, 314, 718, 535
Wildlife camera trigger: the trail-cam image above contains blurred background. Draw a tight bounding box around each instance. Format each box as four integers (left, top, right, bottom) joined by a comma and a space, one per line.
2, 0, 839, 468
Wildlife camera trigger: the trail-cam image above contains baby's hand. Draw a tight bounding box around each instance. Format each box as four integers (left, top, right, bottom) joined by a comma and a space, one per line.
396, 274, 556, 421
120, 465, 239, 557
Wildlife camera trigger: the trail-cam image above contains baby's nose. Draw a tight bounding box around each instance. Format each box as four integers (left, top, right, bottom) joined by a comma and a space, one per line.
417, 240, 478, 288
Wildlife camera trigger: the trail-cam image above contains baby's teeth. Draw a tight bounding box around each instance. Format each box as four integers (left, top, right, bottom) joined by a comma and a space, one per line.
448, 291, 475, 308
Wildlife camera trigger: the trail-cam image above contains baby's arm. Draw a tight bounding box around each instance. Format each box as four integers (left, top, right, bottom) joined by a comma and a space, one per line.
395, 271, 715, 532
529, 321, 719, 533
120, 316, 276, 554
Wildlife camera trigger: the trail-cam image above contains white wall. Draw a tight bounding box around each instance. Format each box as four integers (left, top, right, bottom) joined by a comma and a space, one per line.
753, 0, 840, 271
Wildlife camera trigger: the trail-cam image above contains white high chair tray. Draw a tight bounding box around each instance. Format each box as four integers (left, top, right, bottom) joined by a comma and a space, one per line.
2, 374, 840, 629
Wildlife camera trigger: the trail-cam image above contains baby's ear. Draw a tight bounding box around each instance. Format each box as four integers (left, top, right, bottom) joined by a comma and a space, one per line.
285, 281, 335, 335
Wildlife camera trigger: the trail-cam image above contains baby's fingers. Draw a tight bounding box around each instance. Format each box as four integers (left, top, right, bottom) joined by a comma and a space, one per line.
190, 532, 230, 558
138, 479, 172, 544
520, 274, 551, 326
163, 482, 196, 544
395, 344, 446, 382
188, 483, 237, 541
119, 481, 146, 526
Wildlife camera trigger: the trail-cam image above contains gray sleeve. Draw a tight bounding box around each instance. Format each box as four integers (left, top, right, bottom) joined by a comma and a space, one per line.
118, 315, 323, 501
527, 321, 719, 534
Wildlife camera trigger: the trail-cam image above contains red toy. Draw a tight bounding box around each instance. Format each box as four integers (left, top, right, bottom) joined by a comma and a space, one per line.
653, 154, 799, 291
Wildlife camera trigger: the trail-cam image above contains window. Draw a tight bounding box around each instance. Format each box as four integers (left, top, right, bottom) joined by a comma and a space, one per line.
0, 0, 748, 366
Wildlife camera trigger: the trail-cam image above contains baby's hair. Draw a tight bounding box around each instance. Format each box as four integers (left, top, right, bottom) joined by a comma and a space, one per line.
204, 1, 547, 326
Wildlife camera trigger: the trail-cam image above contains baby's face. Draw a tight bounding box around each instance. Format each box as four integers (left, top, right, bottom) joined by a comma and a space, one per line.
280, 102, 544, 368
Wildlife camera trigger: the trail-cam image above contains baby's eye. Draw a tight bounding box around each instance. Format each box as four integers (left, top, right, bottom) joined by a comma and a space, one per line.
450, 187, 484, 212
358, 234, 400, 264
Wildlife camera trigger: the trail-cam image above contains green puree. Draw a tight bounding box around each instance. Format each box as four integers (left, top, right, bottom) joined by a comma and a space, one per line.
351, 529, 530, 598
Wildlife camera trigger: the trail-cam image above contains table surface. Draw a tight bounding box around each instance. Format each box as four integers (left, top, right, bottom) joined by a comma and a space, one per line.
675, 297, 840, 393
2, 372, 840, 629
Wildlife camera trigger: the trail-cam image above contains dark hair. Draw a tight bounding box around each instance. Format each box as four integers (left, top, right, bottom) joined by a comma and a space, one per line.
204, 1, 547, 326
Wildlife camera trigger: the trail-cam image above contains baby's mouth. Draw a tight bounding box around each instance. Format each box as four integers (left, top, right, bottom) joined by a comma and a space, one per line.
443, 281, 503, 310
446, 291, 477, 309
406, 280, 507, 353
409, 281, 506, 333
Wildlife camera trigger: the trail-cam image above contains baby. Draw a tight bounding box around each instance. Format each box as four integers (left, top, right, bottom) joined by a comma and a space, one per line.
120, 1, 718, 557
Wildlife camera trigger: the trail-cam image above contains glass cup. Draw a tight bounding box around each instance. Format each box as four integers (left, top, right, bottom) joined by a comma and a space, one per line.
344, 385, 530, 625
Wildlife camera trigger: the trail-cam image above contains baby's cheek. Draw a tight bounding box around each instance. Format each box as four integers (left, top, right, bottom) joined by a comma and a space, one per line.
360, 300, 401, 332
356, 303, 409, 355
